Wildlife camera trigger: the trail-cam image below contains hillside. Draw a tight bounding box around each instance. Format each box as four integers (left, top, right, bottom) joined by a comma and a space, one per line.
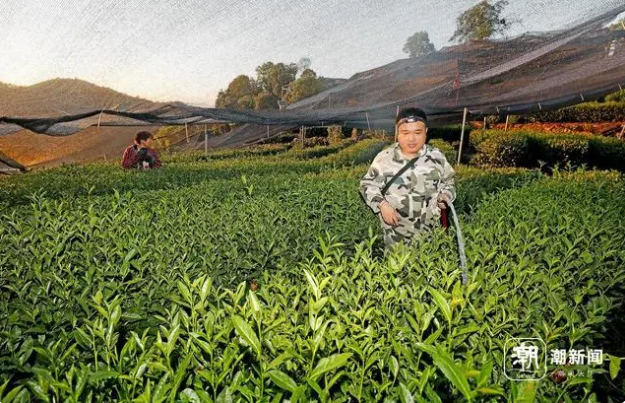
0, 78, 165, 117
0, 79, 190, 168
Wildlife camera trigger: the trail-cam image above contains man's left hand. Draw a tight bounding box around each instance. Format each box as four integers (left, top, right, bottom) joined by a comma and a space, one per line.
437, 192, 450, 209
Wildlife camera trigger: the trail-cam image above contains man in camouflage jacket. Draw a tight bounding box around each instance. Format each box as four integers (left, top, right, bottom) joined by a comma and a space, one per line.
359, 107, 456, 248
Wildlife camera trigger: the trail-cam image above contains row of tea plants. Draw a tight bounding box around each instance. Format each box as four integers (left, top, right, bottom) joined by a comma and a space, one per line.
0, 140, 623, 402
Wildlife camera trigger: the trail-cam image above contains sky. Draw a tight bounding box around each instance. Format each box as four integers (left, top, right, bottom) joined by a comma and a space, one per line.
0, 0, 621, 106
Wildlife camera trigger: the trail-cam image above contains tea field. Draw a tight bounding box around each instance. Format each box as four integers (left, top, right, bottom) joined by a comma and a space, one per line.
0, 140, 624, 402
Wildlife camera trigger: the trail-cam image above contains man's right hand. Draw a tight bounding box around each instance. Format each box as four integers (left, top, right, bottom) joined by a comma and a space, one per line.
379, 201, 399, 226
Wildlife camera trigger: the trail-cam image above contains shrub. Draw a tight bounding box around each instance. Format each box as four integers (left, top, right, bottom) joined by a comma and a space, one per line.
526, 134, 589, 167
604, 89, 625, 103
588, 137, 625, 171
429, 139, 458, 164
470, 130, 625, 171
526, 102, 625, 123
470, 131, 530, 167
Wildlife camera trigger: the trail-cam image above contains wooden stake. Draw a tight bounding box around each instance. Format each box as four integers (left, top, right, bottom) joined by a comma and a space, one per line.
185, 122, 189, 143
204, 124, 208, 155
504, 114, 510, 132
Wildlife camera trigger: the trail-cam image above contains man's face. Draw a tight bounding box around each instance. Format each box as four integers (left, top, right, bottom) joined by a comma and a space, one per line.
141, 137, 153, 148
396, 121, 427, 155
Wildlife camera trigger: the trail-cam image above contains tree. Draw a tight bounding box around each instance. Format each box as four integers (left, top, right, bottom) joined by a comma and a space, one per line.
216, 61, 319, 110
297, 57, 312, 73
254, 92, 280, 110
403, 31, 436, 58
255, 62, 298, 97
215, 75, 257, 109
236, 95, 256, 110
450, 0, 512, 43
285, 69, 323, 104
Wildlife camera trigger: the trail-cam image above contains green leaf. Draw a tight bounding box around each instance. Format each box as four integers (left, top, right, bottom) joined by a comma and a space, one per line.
303, 270, 319, 298
568, 377, 593, 386
232, 315, 261, 357
477, 361, 493, 387
170, 354, 192, 400
268, 370, 298, 393
428, 288, 452, 326
216, 386, 233, 403
609, 355, 621, 380
291, 385, 306, 403
248, 290, 261, 314
424, 384, 443, 403
89, 370, 120, 384
309, 353, 352, 381
515, 381, 536, 403
177, 282, 193, 304
477, 387, 505, 396
389, 355, 399, 379
399, 382, 414, 403
2, 385, 24, 403
153, 373, 171, 403
416, 344, 472, 401
180, 388, 200, 403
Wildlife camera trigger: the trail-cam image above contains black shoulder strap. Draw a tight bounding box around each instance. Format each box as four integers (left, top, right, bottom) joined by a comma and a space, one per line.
381, 156, 420, 196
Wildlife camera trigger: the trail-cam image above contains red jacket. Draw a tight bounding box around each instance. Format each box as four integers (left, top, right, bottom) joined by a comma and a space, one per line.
121, 145, 162, 169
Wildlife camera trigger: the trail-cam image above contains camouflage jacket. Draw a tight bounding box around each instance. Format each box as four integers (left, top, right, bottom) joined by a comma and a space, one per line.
359, 143, 456, 217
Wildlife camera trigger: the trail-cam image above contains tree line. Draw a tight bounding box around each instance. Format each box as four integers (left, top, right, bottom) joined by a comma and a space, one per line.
215, 58, 323, 110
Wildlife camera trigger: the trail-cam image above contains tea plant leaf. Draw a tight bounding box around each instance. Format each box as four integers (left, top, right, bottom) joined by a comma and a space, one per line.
1, 385, 24, 403
477, 361, 493, 387
609, 355, 621, 380
309, 353, 352, 381
169, 354, 192, 401
216, 386, 233, 403
568, 377, 593, 386
389, 355, 399, 379
89, 370, 120, 384
399, 382, 414, 403
477, 387, 505, 396
416, 344, 472, 401
268, 370, 298, 393
180, 388, 200, 403
232, 315, 261, 357
248, 289, 261, 314
515, 382, 536, 403
428, 288, 452, 326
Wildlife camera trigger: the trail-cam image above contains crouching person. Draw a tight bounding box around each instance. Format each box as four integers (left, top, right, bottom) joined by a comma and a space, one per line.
359, 107, 456, 249
121, 131, 162, 170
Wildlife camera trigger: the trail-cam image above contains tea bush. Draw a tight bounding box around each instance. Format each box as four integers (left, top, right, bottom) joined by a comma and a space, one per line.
469, 130, 625, 171
469, 131, 530, 167
525, 102, 625, 123
428, 139, 458, 164
0, 140, 623, 402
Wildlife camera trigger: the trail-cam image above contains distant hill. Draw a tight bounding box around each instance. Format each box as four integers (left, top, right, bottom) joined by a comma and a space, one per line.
0, 78, 171, 117
0, 78, 192, 169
